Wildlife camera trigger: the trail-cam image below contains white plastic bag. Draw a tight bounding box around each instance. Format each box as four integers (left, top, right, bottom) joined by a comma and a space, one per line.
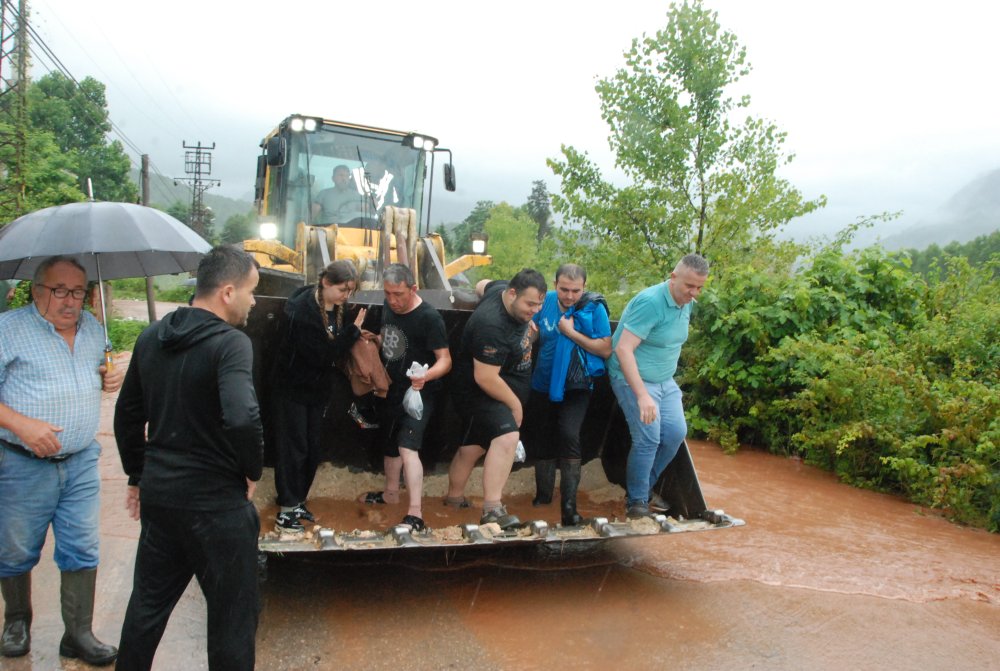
402, 362, 429, 420
405, 362, 429, 380
402, 386, 423, 420
514, 440, 526, 463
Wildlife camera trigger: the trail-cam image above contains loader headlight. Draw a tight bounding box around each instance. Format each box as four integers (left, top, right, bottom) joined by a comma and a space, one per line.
288, 116, 321, 133
259, 222, 278, 240
471, 231, 488, 255
403, 133, 438, 152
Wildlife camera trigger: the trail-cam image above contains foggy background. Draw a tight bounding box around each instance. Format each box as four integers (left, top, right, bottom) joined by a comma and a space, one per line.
24, 0, 1000, 248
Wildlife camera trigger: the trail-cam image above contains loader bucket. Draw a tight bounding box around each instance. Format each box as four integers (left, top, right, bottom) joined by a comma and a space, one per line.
244, 287, 743, 555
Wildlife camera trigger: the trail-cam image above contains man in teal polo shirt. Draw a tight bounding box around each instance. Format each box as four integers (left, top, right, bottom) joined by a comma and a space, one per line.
607, 253, 709, 518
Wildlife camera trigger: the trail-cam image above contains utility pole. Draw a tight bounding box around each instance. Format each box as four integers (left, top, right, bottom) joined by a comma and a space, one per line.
175, 141, 220, 239
0, 0, 31, 222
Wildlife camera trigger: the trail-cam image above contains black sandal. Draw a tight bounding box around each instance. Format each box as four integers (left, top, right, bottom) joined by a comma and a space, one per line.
402, 514, 426, 531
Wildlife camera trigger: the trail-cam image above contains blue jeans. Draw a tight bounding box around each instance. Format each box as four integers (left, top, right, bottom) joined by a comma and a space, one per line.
610, 377, 686, 506
0, 441, 101, 576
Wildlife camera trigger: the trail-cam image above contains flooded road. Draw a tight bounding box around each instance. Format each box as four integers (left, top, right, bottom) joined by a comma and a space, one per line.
3, 393, 997, 670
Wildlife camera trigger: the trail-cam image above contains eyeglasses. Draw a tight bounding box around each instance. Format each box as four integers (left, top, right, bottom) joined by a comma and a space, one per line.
38, 284, 87, 300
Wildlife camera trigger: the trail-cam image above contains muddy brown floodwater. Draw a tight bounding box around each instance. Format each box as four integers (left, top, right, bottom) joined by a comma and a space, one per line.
3, 380, 997, 670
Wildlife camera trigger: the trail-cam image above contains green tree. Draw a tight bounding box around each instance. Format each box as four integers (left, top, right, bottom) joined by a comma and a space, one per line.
0, 122, 83, 221
549, 0, 824, 292
220, 211, 255, 245
481, 203, 539, 281
194, 205, 217, 242
26, 73, 137, 203
166, 201, 191, 226
525, 180, 554, 242
447, 200, 494, 257
904, 231, 1000, 278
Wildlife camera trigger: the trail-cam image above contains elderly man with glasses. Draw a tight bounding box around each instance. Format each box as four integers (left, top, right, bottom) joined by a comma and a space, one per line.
0, 255, 123, 665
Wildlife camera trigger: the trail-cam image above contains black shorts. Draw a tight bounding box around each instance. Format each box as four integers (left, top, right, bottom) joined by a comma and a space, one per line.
379, 390, 438, 457
455, 395, 520, 449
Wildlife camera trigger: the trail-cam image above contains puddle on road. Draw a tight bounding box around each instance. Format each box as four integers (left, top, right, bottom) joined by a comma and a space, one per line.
612, 441, 1000, 604
250, 438, 999, 605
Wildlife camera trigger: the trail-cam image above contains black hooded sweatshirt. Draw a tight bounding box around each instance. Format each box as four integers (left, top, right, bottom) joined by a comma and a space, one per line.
114, 307, 263, 511
270, 284, 360, 405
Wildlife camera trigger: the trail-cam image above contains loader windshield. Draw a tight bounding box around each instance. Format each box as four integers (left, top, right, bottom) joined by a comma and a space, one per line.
264, 119, 431, 247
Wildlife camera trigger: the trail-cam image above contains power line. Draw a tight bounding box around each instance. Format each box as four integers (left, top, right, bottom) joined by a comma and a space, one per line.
3, 2, 214, 211
30, 0, 201, 142
6, 2, 147, 162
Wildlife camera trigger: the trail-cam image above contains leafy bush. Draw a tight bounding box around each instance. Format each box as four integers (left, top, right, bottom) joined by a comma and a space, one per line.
155, 285, 193, 303
8, 281, 31, 309
109, 278, 148, 300
108, 319, 148, 352
682, 244, 999, 531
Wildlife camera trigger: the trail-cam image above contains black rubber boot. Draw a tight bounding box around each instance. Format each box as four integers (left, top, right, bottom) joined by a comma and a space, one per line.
532, 459, 556, 506
560, 458, 583, 526
1, 573, 31, 658
58, 569, 117, 666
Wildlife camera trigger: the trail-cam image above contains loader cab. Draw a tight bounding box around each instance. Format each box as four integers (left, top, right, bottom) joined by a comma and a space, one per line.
254, 115, 449, 250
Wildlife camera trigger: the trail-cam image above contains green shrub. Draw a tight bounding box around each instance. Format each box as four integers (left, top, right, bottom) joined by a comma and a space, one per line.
155, 285, 194, 303
8, 281, 31, 309
682, 244, 999, 531
107, 319, 148, 352
109, 278, 148, 300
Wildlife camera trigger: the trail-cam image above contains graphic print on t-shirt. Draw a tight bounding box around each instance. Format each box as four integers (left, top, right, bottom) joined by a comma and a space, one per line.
380, 324, 407, 362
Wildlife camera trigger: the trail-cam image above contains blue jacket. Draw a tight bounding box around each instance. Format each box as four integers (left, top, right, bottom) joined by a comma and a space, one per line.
545, 292, 610, 402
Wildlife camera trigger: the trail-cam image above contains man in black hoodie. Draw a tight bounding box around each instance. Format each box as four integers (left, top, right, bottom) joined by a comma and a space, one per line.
113, 246, 263, 671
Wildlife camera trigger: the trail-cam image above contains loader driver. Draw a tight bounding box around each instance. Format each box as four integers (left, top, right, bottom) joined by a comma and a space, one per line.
312, 164, 361, 224
360, 264, 451, 531
444, 269, 546, 530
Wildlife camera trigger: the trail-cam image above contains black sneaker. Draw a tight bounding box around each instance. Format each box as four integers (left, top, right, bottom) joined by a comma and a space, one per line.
480, 504, 521, 530
648, 492, 670, 513
275, 511, 304, 534
626, 502, 652, 519
348, 402, 379, 429
292, 504, 315, 523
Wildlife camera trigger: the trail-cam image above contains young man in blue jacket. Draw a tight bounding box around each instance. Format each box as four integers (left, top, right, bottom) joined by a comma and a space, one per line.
523, 264, 611, 525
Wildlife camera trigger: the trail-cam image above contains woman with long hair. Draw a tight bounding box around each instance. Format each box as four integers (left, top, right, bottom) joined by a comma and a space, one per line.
270, 260, 366, 533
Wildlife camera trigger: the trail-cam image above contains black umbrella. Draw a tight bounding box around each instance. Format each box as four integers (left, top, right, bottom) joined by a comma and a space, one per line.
0, 201, 211, 356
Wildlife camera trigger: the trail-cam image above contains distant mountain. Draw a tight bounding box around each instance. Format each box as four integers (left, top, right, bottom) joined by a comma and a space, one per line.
130, 169, 255, 231
880, 168, 1000, 250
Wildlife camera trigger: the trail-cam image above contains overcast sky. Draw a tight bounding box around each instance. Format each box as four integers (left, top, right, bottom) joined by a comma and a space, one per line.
25, 0, 1000, 244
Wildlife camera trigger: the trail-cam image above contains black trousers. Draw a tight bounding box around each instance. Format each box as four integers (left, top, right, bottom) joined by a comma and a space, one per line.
272, 395, 326, 507
523, 388, 592, 461
116, 502, 260, 671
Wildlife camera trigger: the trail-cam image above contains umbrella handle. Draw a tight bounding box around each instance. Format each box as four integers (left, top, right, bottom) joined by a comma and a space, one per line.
103, 346, 114, 372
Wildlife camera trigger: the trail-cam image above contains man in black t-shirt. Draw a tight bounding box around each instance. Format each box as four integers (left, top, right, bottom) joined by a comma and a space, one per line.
360, 264, 451, 531
444, 268, 547, 530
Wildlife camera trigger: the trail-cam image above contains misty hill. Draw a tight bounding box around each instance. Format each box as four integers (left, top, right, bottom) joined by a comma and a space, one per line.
880, 168, 1000, 250
130, 169, 254, 229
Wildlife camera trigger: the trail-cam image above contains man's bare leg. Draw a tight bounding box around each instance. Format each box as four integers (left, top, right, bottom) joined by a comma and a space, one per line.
383, 455, 402, 504
482, 432, 518, 506
446, 444, 485, 501
400, 447, 423, 517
